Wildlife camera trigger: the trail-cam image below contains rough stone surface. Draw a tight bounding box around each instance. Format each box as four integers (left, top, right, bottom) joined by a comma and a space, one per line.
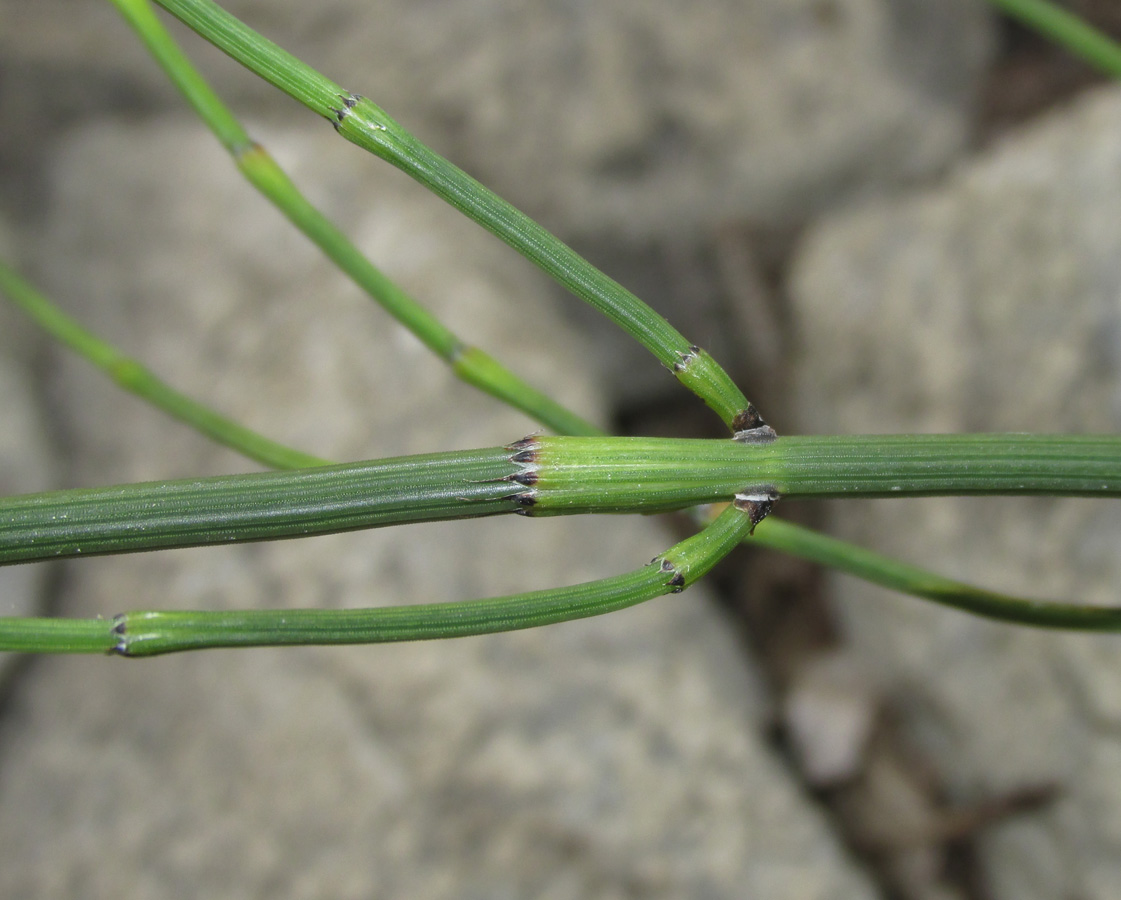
0, 222, 44, 367
789, 84, 1121, 899
2, 0, 993, 240
0, 120, 876, 899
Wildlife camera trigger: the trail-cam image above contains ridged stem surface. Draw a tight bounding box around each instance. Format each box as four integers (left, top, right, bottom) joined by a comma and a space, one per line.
108, 0, 598, 436
4, 435, 1118, 564
153, 0, 753, 428
0, 504, 754, 655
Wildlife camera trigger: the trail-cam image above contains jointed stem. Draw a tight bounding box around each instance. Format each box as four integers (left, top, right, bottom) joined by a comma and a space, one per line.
333, 101, 752, 426
4, 0, 1121, 657
0, 617, 117, 655
4, 434, 1120, 565
12, 249, 1121, 636
0, 447, 522, 564
530, 434, 1121, 503
1, 501, 756, 655
109, 0, 598, 437
151, 0, 756, 429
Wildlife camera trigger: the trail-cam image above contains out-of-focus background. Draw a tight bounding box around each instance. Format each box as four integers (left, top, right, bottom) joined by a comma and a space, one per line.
2, 2, 1121, 898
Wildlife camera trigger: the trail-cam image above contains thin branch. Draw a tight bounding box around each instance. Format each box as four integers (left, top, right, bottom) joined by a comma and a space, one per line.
151, 0, 758, 430
108, 0, 599, 436
0, 260, 326, 470
987, 0, 1121, 79
753, 516, 1121, 631
0, 503, 755, 655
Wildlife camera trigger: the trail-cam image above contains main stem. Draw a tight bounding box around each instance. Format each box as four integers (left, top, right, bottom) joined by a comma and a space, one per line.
4, 434, 1119, 565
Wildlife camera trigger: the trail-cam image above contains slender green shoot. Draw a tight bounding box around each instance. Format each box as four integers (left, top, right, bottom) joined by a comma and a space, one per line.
1, 501, 755, 655
987, 0, 1121, 79
0, 260, 325, 470
151, 0, 755, 429
753, 516, 1121, 631
108, 0, 598, 436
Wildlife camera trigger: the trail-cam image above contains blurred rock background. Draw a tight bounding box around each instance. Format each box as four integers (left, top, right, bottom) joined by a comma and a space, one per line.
1, 1, 1119, 898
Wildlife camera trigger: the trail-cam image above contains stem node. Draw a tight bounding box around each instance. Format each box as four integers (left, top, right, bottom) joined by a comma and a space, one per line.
733, 489, 779, 533
732, 404, 778, 444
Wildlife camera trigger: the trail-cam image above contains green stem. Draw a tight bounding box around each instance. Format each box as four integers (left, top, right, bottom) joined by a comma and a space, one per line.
151, 0, 754, 429
0, 447, 522, 564
5, 0, 1119, 657
753, 516, 1121, 631
4, 434, 1119, 564
108, 0, 598, 436
0, 617, 119, 654
334, 101, 750, 425
10, 275, 1109, 639
528, 434, 1121, 509
153, 0, 346, 115
0, 260, 325, 470
987, 0, 1121, 79
2, 503, 754, 655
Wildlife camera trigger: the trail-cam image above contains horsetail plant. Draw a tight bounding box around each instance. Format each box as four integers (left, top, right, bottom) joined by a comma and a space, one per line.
2, 0, 1121, 656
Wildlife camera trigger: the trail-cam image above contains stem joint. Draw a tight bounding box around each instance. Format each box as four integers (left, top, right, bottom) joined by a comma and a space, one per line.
733, 489, 780, 533
329, 92, 361, 132
732, 404, 777, 444
111, 614, 130, 656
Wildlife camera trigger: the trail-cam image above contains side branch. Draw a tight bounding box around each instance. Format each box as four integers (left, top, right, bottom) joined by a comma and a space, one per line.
152, 0, 756, 429
0, 504, 754, 655
0, 260, 327, 470
753, 516, 1121, 631
109, 0, 598, 436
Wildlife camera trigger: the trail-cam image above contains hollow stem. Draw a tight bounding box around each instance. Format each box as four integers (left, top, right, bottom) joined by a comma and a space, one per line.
4, 433, 1118, 565
0, 503, 754, 655
107, 0, 598, 436
151, 0, 754, 428
0, 447, 523, 564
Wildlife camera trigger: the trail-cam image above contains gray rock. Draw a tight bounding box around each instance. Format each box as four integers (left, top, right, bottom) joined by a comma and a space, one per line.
0, 120, 876, 899
0, 222, 44, 367
2, 0, 992, 240
784, 650, 879, 789
790, 84, 1121, 899
0, 360, 58, 684
0, 220, 58, 683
